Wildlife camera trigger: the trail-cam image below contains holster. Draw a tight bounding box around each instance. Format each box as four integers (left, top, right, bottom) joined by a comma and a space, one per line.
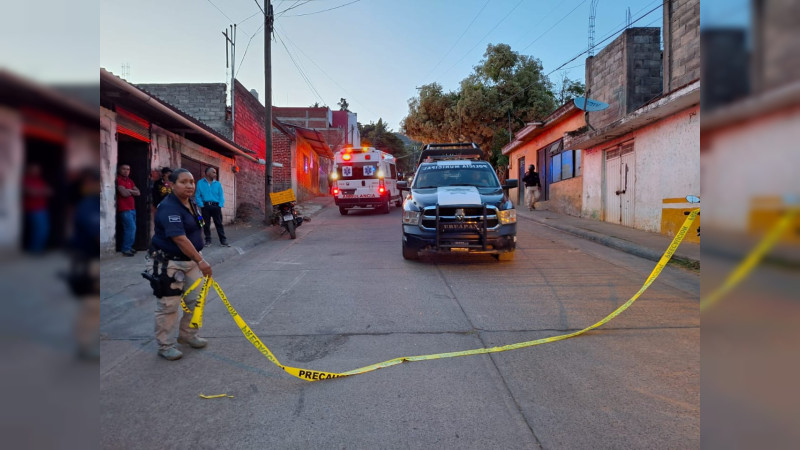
141, 254, 184, 298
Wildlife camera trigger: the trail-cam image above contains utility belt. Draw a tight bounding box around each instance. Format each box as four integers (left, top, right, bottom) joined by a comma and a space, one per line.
203, 202, 220, 207
142, 247, 193, 298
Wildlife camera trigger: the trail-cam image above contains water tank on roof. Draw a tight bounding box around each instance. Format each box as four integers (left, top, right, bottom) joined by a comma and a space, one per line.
250, 89, 259, 100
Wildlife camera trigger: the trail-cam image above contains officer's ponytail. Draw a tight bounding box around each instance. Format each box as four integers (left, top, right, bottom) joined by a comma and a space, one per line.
168, 168, 191, 183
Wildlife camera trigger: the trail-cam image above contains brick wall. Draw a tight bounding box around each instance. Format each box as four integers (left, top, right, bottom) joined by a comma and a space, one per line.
664, 0, 700, 91
136, 83, 231, 138
234, 80, 266, 159
585, 27, 663, 130
272, 130, 293, 193
235, 155, 265, 213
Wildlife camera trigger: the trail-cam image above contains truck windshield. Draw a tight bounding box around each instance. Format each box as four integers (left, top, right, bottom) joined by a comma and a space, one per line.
413, 166, 499, 188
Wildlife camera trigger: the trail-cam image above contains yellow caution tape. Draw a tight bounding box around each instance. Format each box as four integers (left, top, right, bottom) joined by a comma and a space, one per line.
700, 207, 799, 312
199, 394, 234, 399
182, 209, 700, 381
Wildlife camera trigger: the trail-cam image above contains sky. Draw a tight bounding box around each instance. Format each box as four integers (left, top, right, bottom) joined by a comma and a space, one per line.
0, 0, 743, 133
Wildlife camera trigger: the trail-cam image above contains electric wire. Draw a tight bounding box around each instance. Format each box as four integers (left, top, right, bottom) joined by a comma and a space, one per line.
438, 0, 526, 78
275, 24, 378, 118
519, 0, 588, 53
284, 0, 362, 17
236, 23, 265, 78
496, 2, 664, 111
422, 0, 490, 82
275, 29, 328, 106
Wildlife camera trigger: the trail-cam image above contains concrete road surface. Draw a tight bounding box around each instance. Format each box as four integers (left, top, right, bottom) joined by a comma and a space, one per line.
100, 203, 699, 449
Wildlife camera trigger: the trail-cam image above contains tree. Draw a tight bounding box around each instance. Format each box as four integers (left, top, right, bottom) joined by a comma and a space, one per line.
358, 118, 405, 156
338, 98, 349, 111
555, 71, 586, 105
309, 102, 320, 108
401, 44, 555, 168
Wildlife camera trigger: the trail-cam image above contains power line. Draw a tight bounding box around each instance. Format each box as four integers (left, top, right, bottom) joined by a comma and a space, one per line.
422, 0, 490, 82
205, 0, 234, 23
285, 0, 361, 17
277, 0, 313, 16
496, 3, 664, 111
519, 0, 588, 53
275, 24, 378, 118
438, 0, 526, 78
236, 23, 265, 78
275, 29, 327, 106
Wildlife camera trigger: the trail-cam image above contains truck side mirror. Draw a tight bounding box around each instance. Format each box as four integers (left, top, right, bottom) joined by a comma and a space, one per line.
397, 181, 409, 191
504, 179, 519, 189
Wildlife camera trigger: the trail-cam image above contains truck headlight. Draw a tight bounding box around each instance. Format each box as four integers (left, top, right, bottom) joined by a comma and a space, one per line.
497, 209, 516, 224
402, 210, 421, 225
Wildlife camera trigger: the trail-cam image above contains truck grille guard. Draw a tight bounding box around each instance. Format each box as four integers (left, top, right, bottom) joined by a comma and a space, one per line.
431, 204, 493, 251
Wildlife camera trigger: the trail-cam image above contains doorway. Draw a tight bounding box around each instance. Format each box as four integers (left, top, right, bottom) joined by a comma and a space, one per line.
604, 142, 635, 226
116, 134, 151, 251
22, 137, 66, 251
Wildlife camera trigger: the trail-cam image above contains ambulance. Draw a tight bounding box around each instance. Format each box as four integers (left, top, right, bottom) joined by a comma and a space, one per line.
331, 146, 403, 215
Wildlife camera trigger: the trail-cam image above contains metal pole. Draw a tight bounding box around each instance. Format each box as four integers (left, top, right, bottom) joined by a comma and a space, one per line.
264, 1, 274, 220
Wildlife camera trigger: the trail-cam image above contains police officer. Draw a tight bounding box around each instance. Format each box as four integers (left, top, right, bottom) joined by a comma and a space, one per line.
148, 168, 212, 361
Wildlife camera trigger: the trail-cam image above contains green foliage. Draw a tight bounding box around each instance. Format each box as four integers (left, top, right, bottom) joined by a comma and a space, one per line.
401, 44, 556, 169
358, 118, 405, 156
556, 71, 586, 104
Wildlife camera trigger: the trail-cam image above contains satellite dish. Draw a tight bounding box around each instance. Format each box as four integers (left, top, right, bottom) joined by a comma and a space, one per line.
574, 97, 609, 111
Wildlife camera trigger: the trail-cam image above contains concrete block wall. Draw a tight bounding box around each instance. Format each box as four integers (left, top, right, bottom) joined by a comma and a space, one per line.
754, 0, 800, 92
664, 0, 700, 91
137, 83, 231, 139
585, 28, 663, 130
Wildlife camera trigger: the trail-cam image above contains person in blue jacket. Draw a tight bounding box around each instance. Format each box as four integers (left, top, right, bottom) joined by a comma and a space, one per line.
195, 167, 229, 247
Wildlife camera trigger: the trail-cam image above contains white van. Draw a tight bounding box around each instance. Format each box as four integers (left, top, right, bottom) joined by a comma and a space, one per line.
332, 146, 403, 215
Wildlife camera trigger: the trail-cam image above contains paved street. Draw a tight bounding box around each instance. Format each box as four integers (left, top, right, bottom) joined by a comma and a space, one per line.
100, 202, 699, 449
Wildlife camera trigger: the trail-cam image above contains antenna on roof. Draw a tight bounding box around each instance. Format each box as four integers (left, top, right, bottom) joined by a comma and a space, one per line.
588, 0, 599, 57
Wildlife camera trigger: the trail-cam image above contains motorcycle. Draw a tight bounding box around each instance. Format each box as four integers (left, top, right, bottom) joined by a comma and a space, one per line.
272, 201, 304, 239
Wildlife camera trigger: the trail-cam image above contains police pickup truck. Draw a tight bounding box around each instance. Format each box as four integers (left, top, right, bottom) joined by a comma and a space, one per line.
398, 155, 518, 261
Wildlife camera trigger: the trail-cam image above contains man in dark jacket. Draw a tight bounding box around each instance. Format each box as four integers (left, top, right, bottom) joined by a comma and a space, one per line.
522, 165, 541, 210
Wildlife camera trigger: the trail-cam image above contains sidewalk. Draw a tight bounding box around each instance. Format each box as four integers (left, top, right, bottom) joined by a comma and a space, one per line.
100, 196, 334, 323
516, 207, 701, 269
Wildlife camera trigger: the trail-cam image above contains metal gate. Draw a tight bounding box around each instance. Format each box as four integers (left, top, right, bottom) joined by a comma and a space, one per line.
604, 143, 635, 227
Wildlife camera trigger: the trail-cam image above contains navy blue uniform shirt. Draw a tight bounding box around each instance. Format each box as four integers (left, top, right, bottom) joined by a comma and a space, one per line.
152, 193, 204, 256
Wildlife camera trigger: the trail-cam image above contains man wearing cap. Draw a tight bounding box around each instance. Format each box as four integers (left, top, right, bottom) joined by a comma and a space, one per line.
195, 167, 229, 247
152, 167, 173, 206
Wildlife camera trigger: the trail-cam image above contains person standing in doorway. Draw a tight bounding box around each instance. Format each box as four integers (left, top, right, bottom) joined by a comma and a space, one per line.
22, 163, 52, 253
195, 167, 228, 247
116, 164, 140, 256
522, 164, 541, 210
152, 167, 173, 206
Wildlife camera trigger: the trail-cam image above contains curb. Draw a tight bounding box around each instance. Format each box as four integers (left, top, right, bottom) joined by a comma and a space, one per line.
523, 214, 700, 269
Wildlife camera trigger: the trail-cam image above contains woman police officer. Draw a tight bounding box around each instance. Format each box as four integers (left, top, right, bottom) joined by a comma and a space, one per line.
148, 168, 212, 361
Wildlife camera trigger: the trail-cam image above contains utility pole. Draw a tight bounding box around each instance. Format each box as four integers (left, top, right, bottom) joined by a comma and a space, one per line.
223, 25, 237, 141
260, 0, 275, 220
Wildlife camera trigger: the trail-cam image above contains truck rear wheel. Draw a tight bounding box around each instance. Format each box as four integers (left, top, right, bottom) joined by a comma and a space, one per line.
339, 206, 348, 215
379, 201, 390, 214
